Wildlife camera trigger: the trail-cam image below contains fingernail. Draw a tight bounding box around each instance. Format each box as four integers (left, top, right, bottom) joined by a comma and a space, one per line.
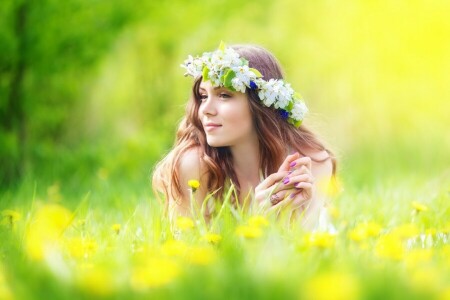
290, 193, 296, 199
294, 182, 300, 188
288, 170, 294, 175
283, 178, 290, 184
289, 162, 296, 167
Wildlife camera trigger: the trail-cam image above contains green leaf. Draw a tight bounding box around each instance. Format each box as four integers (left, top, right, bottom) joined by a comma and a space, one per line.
249, 68, 263, 78
223, 69, 236, 88
202, 67, 210, 81
286, 101, 294, 111
218, 41, 226, 51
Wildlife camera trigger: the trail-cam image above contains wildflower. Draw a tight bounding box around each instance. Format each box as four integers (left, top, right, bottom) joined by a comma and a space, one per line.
1, 209, 21, 229
404, 249, 433, 268
112, 223, 121, 235
130, 258, 180, 290
411, 201, 428, 213
305, 232, 336, 249
77, 265, 116, 296
391, 223, 420, 239
25, 204, 73, 260
348, 221, 382, 242
175, 216, 195, 231
65, 237, 98, 259
202, 233, 222, 244
375, 235, 404, 260
188, 179, 200, 192
235, 225, 263, 239
248, 215, 269, 228
162, 240, 188, 257
304, 271, 360, 300
186, 246, 217, 265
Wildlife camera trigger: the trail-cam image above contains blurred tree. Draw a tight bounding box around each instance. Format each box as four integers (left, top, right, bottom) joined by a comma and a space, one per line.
0, 0, 142, 186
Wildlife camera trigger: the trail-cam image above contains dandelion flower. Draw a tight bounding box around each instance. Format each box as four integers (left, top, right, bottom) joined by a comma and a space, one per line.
248, 215, 269, 228
175, 216, 195, 231
1, 209, 21, 229
411, 201, 428, 213
112, 223, 121, 235
202, 233, 222, 244
235, 225, 263, 239
305, 232, 336, 249
186, 246, 217, 265
188, 179, 200, 192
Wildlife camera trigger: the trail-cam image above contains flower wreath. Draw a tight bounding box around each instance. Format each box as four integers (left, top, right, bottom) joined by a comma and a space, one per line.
181, 42, 308, 127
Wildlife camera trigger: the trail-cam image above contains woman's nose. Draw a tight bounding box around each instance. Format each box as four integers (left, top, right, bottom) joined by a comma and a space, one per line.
200, 96, 217, 116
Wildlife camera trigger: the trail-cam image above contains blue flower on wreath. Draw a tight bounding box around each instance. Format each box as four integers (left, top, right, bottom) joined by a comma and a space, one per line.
249, 80, 258, 90
278, 109, 289, 120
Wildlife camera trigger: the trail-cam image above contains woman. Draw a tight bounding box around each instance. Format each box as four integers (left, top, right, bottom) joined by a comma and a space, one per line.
153, 43, 336, 230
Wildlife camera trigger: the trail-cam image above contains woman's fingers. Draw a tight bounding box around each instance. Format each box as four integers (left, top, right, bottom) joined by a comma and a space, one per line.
277, 152, 300, 172
256, 171, 289, 191
289, 156, 312, 171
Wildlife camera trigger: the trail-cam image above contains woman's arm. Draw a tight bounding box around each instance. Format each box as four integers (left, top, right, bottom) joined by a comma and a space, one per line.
168, 147, 209, 220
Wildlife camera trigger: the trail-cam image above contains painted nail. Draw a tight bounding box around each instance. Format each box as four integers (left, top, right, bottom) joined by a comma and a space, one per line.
283, 177, 290, 184
289, 193, 296, 199
288, 170, 294, 175
289, 161, 296, 167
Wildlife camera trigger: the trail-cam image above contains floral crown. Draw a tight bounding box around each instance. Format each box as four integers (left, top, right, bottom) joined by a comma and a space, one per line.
181, 42, 308, 127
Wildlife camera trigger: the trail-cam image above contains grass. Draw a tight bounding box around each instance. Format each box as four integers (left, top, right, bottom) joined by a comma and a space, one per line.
0, 141, 449, 299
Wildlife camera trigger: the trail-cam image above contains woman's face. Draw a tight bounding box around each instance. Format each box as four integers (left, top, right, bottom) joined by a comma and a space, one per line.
198, 80, 257, 148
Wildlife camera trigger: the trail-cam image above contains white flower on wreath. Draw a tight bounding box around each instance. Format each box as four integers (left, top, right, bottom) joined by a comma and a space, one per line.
291, 101, 308, 121
181, 55, 203, 77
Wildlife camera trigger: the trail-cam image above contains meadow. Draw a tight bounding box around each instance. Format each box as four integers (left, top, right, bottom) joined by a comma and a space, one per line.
1, 0, 449, 299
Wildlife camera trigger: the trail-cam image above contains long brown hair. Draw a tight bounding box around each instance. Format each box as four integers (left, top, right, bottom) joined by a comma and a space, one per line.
152, 44, 336, 205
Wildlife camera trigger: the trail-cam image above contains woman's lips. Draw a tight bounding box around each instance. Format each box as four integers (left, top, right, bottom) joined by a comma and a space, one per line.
204, 123, 222, 132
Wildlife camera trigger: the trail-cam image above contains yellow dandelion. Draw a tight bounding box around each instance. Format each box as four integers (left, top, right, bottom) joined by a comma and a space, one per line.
161, 240, 188, 257
25, 203, 73, 260
1, 209, 21, 229
404, 249, 433, 268
112, 223, 121, 235
130, 258, 180, 290
248, 215, 269, 228
186, 246, 217, 265
304, 271, 360, 300
77, 265, 115, 296
65, 237, 98, 259
188, 179, 200, 192
235, 225, 263, 239
412, 201, 428, 213
391, 223, 420, 239
305, 232, 336, 249
202, 233, 222, 244
348, 221, 382, 242
375, 235, 404, 260
175, 216, 195, 231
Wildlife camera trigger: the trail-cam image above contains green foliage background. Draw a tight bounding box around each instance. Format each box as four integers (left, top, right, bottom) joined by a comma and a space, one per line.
1, 0, 449, 193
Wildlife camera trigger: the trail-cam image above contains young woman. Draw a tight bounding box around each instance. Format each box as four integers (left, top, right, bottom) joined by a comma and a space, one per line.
153, 43, 336, 230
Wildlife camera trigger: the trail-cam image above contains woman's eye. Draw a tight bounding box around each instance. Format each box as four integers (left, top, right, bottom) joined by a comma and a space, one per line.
200, 94, 208, 101
220, 93, 231, 99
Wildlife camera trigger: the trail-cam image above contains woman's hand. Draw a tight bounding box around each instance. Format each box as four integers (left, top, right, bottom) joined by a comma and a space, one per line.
254, 152, 315, 214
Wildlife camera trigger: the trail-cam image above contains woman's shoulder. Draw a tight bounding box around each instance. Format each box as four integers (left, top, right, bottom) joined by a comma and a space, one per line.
299, 147, 333, 178
299, 147, 331, 162
178, 146, 206, 180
